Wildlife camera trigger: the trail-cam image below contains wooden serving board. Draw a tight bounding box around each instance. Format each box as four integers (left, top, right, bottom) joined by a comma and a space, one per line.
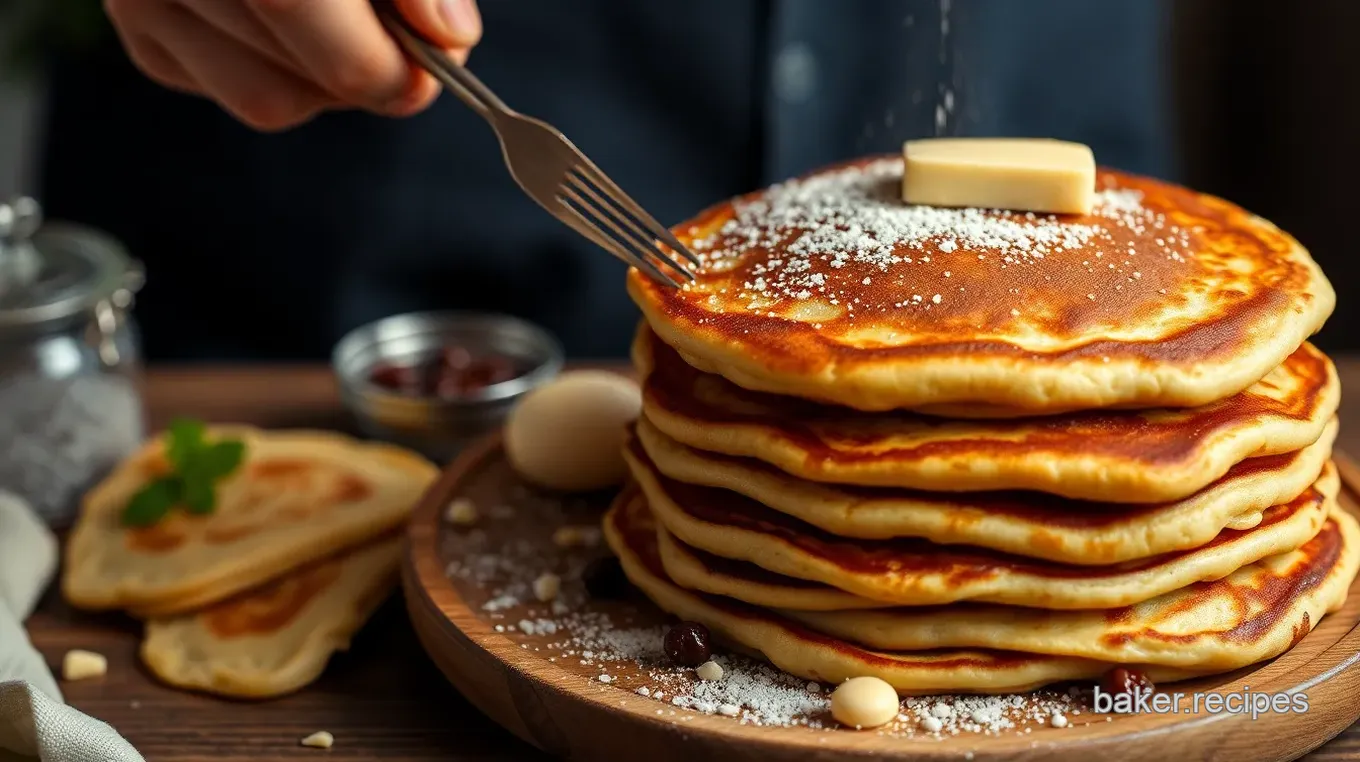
403, 436, 1360, 762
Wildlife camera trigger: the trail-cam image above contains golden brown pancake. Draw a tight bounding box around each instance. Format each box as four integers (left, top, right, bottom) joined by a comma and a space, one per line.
654, 525, 886, 611
630, 158, 1333, 414
64, 426, 436, 614
604, 487, 1207, 694
141, 534, 400, 699
628, 491, 1359, 672
635, 325, 1338, 503
625, 438, 1336, 609
636, 415, 1337, 564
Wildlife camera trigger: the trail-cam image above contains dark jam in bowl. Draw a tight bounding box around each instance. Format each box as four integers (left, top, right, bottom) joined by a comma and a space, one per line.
368, 346, 524, 399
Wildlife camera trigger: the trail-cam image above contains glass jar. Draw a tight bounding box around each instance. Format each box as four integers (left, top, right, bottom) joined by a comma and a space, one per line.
0, 197, 146, 526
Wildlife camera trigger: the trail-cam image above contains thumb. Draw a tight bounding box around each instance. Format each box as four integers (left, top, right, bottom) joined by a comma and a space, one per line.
394, 0, 482, 52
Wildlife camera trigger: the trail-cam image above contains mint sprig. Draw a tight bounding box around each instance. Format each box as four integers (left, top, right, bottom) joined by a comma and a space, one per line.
121, 419, 247, 527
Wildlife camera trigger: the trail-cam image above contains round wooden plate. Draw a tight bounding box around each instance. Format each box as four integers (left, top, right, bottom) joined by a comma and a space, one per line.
402, 434, 1360, 762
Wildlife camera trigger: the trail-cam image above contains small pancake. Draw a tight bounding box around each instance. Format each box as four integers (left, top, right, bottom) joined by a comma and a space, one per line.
140, 534, 400, 699
64, 426, 436, 614
637, 492, 1359, 671
636, 415, 1337, 564
630, 158, 1334, 414
604, 487, 1204, 694
625, 438, 1336, 609
635, 325, 1339, 503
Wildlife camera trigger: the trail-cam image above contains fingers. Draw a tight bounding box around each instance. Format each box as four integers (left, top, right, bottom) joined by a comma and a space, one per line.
394, 0, 482, 51
105, 0, 198, 93
177, 0, 306, 76
112, 30, 198, 94
245, 0, 437, 115
104, 0, 484, 126
153, 5, 334, 131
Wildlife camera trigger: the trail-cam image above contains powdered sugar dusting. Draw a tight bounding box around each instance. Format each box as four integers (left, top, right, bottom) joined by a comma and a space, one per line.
438, 463, 1105, 736
681, 158, 1193, 317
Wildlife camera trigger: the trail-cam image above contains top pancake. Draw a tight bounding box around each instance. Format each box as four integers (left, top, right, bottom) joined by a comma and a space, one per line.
630, 157, 1334, 413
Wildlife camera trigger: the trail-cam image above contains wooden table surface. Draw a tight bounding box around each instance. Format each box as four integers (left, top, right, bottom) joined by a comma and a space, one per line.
25, 361, 1360, 761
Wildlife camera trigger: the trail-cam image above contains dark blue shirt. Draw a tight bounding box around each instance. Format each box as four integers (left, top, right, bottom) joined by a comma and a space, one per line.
39, 0, 1172, 361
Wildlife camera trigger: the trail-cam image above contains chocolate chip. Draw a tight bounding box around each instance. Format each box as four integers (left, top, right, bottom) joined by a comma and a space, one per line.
664, 621, 712, 667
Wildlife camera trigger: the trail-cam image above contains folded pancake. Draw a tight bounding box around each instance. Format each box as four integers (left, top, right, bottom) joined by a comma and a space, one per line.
630, 158, 1334, 414
604, 487, 1206, 694
140, 534, 401, 698
64, 426, 436, 614
636, 326, 1338, 503
626, 439, 1336, 609
636, 415, 1337, 564
632, 490, 1359, 672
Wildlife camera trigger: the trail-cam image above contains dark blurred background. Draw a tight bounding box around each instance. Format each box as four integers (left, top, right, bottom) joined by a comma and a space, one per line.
0, 0, 1354, 360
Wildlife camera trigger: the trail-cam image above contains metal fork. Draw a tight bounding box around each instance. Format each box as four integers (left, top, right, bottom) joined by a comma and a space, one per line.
374, 4, 698, 287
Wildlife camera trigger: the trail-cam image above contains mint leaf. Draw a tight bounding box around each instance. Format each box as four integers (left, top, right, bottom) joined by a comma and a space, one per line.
124, 419, 246, 526
166, 418, 207, 469
122, 477, 180, 527
199, 440, 246, 479
182, 477, 215, 515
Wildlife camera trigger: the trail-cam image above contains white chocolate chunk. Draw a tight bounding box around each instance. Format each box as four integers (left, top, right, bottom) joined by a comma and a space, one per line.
695, 661, 724, 681
62, 650, 107, 681
444, 498, 478, 525
552, 525, 600, 548
533, 572, 561, 602
902, 138, 1095, 214
830, 676, 899, 729
300, 731, 334, 749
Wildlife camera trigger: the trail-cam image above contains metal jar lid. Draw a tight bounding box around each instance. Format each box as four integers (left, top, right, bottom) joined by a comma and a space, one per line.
0, 197, 144, 338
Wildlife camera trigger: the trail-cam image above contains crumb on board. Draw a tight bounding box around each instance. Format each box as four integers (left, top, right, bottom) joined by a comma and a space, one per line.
62, 650, 107, 681
533, 573, 562, 602
444, 498, 478, 526
300, 731, 334, 749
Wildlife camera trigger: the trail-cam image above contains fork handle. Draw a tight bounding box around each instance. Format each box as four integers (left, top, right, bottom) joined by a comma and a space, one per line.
372, 1, 511, 119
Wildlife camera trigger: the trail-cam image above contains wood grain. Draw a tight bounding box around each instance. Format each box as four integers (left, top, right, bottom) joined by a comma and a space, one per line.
21, 359, 1360, 761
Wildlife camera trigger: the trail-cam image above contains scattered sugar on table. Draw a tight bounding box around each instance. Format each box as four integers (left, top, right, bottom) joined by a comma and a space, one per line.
439, 470, 1094, 735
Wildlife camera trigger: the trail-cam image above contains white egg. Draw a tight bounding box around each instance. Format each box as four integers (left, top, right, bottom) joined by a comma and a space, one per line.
504, 371, 641, 491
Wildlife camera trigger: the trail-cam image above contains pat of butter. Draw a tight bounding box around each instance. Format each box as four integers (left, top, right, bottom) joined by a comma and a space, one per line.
902, 138, 1095, 215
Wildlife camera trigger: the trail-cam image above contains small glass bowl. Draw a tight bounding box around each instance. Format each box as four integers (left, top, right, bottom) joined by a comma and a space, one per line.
332, 311, 563, 462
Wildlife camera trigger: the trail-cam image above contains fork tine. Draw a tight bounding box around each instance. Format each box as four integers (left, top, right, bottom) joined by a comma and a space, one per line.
565, 172, 693, 281
556, 188, 684, 288
558, 183, 685, 287
572, 160, 703, 268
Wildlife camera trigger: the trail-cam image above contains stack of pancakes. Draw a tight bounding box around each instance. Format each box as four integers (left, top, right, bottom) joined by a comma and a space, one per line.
608, 157, 1358, 694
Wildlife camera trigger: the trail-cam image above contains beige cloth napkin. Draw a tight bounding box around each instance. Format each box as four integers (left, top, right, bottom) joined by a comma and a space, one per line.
0, 492, 143, 762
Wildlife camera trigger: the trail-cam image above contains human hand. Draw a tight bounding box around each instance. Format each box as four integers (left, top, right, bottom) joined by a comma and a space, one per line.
103, 0, 482, 130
